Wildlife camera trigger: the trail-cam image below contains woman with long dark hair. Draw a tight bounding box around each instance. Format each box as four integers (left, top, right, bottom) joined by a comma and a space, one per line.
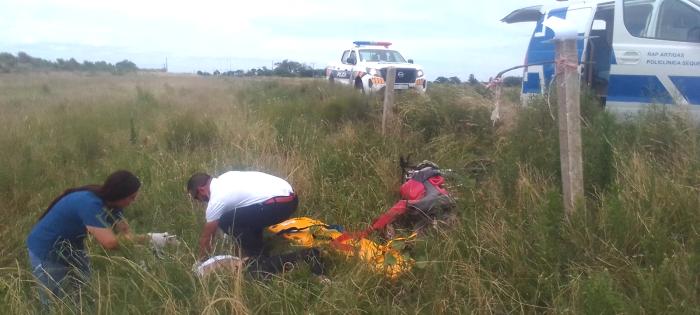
26, 170, 175, 307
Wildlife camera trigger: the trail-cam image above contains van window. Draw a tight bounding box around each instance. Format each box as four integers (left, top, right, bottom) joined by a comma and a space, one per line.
341, 50, 350, 64
623, 0, 654, 37
656, 0, 700, 42
592, 19, 607, 31
624, 0, 700, 42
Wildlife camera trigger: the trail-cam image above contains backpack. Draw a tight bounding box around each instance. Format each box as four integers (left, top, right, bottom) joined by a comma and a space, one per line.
370, 161, 457, 236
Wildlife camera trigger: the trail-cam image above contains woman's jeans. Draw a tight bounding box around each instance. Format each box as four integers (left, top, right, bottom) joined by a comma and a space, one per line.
28, 250, 91, 309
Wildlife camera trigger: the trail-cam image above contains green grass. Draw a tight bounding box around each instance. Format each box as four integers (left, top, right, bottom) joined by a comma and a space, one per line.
0, 72, 698, 314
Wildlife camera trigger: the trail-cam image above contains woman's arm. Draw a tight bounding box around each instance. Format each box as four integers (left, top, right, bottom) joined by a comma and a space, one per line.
86, 225, 120, 250
87, 220, 149, 250
115, 219, 131, 234
114, 219, 148, 243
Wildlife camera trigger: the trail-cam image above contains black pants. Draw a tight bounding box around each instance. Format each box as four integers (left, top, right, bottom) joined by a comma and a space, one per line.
218, 196, 298, 257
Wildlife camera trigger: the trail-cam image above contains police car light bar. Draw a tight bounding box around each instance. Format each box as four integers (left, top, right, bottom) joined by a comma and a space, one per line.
353, 41, 392, 48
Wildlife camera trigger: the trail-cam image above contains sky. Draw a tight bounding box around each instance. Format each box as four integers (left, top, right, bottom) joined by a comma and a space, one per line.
0, 0, 548, 80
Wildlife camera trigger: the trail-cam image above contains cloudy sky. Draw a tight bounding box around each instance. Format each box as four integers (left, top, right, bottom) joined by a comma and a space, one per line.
1, 0, 547, 80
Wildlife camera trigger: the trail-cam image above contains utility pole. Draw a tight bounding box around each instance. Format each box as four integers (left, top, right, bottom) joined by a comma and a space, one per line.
555, 38, 584, 217
382, 67, 396, 136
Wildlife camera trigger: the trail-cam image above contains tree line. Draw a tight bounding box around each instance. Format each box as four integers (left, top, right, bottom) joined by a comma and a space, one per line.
433, 74, 522, 87
1, 51, 524, 86
0, 52, 139, 74
196, 59, 325, 78
199, 61, 523, 88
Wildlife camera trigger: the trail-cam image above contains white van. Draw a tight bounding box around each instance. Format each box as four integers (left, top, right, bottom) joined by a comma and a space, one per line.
502, 0, 700, 117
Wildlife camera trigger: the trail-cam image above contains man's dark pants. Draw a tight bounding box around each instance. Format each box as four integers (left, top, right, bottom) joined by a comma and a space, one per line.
218, 196, 298, 257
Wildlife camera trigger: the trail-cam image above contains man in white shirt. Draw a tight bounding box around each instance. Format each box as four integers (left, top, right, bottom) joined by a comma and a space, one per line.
187, 171, 297, 260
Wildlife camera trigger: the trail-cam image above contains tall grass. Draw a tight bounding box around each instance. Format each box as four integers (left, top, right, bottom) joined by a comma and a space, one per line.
0, 73, 698, 314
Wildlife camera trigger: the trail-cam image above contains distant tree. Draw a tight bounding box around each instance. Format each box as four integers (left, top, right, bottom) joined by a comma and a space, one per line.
313, 69, 326, 77
0, 52, 17, 72
258, 66, 272, 76
213, 70, 220, 76
502, 76, 523, 87
0, 52, 17, 65
0, 51, 134, 74
93, 61, 112, 72
299, 67, 315, 77
65, 58, 81, 71
13, 52, 47, 69
468, 74, 479, 86
448, 76, 462, 84
273, 61, 290, 76
273, 59, 308, 77
82, 60, 96, 72
17, 52, 33, 64
434, 76, 449, 84
115, 60, 138, 73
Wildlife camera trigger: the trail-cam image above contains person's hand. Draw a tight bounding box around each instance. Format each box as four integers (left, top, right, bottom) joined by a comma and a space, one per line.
147, 232, 180, 249
192, 262, 203, 277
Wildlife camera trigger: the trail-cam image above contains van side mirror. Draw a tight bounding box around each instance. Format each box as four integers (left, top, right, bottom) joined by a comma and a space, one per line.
347, 56, 357, 65
408, 59, 414, 64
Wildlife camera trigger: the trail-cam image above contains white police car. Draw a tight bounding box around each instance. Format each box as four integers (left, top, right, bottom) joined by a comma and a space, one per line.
326, 41, 427, 93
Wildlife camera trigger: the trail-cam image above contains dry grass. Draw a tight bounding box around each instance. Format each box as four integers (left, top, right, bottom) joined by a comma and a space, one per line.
0, 72, 698, 314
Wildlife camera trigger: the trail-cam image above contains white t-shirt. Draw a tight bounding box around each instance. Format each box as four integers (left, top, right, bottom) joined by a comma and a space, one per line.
205, 171, 294, 222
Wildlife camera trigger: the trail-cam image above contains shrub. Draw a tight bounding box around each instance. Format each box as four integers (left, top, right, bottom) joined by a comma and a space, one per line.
136, 87, 158, 106
318, 93, 371, 126
580, 271, 628, 315
164, 113, 219, 151
496, 92, 620, 202
400, 86, 494, 145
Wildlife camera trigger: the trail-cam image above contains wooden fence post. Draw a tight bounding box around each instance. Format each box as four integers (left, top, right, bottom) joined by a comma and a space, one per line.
382, 67, 396, 136
555, 38, 584, 217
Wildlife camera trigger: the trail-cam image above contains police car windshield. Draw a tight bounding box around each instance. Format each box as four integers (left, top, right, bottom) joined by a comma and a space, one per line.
359, 49, 407, 63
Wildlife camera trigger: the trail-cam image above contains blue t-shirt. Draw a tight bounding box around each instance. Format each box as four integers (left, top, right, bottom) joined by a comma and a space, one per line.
27, 190, 123, 263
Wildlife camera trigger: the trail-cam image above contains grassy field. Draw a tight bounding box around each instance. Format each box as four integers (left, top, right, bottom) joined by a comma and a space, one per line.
0, 72, 698, 314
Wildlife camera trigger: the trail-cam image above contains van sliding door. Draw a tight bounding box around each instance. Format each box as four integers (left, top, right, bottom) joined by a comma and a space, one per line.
584, 3, 614, 99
